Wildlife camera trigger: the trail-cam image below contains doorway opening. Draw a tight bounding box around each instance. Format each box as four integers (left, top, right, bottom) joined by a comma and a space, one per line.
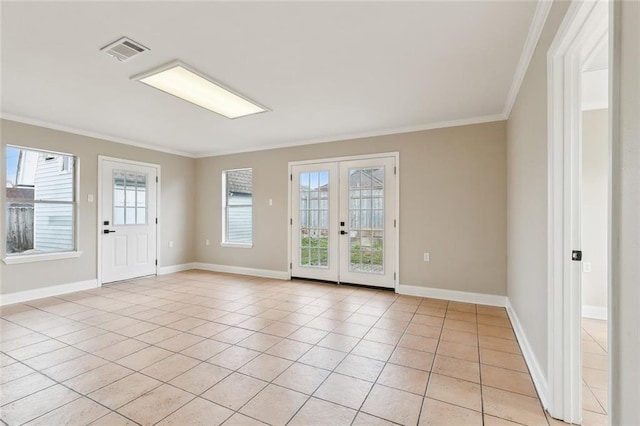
547, 0, 610, 423
580, 37, 609, 423
98, 156, 160, 285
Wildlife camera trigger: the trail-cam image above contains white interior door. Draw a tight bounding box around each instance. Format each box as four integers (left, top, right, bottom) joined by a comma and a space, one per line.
291, 156, 396, 288
101, 159, 157, 284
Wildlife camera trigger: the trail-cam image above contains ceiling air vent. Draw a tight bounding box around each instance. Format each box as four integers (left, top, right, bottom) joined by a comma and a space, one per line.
100, 37, 149, 62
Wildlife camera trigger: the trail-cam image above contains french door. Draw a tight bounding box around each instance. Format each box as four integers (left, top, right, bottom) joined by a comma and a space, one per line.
291, 156, 396, 288
100, 158, 158, 284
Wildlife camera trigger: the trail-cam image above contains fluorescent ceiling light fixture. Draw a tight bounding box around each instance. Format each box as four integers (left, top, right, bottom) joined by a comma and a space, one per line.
133, 61, 268, 119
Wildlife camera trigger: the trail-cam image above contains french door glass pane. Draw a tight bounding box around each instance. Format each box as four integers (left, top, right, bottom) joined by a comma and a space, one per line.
299, 170, 329, 268
348, 167, 384, 273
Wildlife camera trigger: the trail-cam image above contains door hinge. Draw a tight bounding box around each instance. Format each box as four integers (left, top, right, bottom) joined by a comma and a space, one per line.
394, 272, 396, 281
290, 218, 293, 225
290, 262, 292, 270
394, 166, 397, 175
156, 176, 158, 183
394, 219, 396, 228
155, 218, 158, 224
290, 174, 293, 181
155, 259, 158, 266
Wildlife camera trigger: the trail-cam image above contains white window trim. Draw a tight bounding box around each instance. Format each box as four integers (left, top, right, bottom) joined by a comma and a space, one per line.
221, 168, 253, 246
3, 250, 82, 264
220, 242, 253, 249
4, 145, 80, 263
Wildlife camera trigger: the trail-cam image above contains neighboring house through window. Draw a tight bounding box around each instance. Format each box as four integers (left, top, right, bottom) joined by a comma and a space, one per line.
222, 168, 253, 246
5, 146, 77, 257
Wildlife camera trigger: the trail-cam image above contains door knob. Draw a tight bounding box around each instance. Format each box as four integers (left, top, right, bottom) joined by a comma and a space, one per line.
340, 230, 347, 235
103, 230, 116, 234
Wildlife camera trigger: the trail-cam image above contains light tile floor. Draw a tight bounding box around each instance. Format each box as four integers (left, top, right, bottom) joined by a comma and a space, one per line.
1, 271, 554, 425
581, 318, 608, 426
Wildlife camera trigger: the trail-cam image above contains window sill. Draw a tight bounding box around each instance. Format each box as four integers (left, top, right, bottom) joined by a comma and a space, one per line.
220, 242, 253, 249
3, 251, 82, 265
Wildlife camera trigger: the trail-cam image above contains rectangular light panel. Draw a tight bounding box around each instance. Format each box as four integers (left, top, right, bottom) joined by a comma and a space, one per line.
134, 63, 267, 119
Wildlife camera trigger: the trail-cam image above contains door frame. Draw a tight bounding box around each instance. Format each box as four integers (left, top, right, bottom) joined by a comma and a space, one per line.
546, 0, 609, 422
287, 152, 400, 291
97, 156, 161, 286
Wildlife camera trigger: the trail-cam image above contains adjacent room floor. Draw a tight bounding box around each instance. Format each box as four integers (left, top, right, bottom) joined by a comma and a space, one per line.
2, 271, 553, 425
581, 318, 608, 426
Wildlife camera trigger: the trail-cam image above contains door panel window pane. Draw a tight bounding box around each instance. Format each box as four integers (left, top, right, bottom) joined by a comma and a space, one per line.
136, 188, 146, 207
136, 208, 146, 225
299, 170, 329, 268
348, 167, 384, 273
113, 170, 147, 225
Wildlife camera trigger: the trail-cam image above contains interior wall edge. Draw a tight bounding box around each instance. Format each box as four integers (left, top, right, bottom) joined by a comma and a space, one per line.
505, 298, 549, 411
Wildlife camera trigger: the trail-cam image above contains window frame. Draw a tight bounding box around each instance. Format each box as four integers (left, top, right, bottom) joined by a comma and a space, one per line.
221, 168, 253, 248
3, 145, 81, 264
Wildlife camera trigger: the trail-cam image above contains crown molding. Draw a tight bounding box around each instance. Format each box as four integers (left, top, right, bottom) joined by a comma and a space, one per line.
0, 113, 196, 158
503, 0, 554, 118
1, 112, 507, 160
193, 113, 506, 158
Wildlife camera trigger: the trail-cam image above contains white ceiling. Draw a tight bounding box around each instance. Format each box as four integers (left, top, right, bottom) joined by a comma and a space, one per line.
1, 1, 539, 157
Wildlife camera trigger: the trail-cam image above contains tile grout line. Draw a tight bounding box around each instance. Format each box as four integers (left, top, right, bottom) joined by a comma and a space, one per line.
2, 273, 547, 426
476, 306, 486, 426
237, 288, 403, 426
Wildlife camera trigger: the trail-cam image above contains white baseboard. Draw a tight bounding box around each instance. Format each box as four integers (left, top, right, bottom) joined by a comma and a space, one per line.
397, 284, 507, 307
0, 279, 99, 306
158, 262, 289, 280
505, 299, 549, 409
582, 305, 608, 320
192, 263, 289, 280
158, 263, 197, 275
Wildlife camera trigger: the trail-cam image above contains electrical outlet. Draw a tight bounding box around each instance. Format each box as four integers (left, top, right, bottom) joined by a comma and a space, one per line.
205, 239, 210, 246
169, 241, 174, 248
87, 194, 94, 203
423, 252, 430, 262
583, 262, 592, 273
269, 199, 273, 206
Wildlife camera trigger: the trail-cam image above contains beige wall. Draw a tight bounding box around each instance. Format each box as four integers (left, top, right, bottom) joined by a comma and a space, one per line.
196, 121, 507, 295
506, 0, 570, 378
581, 108, 608, 311
0, 119, 196, 294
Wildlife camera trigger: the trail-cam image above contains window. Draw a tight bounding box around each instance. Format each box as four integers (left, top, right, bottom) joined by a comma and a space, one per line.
222, 168, 252, 246
5, 146, 77, 258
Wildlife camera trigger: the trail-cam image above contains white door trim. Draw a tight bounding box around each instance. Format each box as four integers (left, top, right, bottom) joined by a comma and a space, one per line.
547, 1, 609, 422
288, 152, 400, 291
97, 156, 161, 286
